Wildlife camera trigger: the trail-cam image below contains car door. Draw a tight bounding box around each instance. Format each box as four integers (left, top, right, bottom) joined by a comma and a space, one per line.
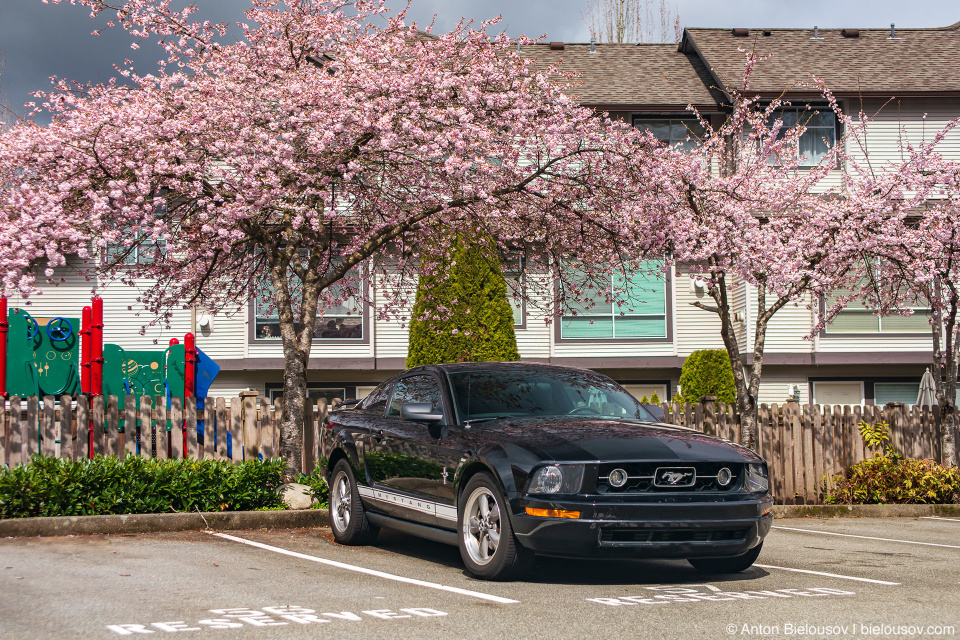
362, 373, 448, 527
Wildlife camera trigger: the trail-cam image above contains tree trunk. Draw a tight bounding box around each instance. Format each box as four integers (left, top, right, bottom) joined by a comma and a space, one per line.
706, 271, 758, 450
279, 346, 307, 480
931, 294, 958, 467
269, 251, 323, 482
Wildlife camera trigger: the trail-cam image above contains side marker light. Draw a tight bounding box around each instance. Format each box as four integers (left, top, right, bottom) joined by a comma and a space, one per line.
525, 507, 581, 519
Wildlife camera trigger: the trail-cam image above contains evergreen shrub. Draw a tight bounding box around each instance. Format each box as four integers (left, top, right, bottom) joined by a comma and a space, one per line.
0, 455, 287, 518
407, 237, 520, 367
678, 349, 736, 404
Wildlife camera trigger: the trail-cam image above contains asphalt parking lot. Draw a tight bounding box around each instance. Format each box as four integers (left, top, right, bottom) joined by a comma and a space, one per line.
1, 517, 958, 640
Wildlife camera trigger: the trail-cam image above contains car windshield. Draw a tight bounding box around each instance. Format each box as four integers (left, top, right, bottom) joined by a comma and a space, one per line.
448, 369, 656, 423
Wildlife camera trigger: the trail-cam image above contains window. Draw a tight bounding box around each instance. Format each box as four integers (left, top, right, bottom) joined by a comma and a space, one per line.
387, 375, 443, 417
106, 231, 166, 265
561, 262, 667, 340
633, 117, 706, 152
813, 382, 864, 405
254, 266, 363, 341
266, 385, 348, 405
767, 107, 836, 166
874, 382, 921, 406
503, 253, 525, 327
825, 292, 931, 334
361, 381, 394, 415
622, 384, 668, 403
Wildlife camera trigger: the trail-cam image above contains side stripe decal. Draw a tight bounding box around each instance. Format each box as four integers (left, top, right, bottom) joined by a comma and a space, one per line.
357, 486, 458, 522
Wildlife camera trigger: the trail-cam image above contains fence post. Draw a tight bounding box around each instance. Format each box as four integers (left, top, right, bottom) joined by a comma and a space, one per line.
76, 396, 89, 461
60, 395, 74, 461
202, 398, 214, 460
9, 397, 22, 465
170, 396, 183, 459
230, 397, 243, 461
240, 390, 259, 461
106, 395, 119, 457
216, 397, 228, 460
155, 396, 167, 460
700, 396, 717, 436
185, 397, 198, 459
41, 396, 56, 457
123, 395, 137, 458
140, 395, 153, 458
261, 397, 274, 460
26, 396, 39, 460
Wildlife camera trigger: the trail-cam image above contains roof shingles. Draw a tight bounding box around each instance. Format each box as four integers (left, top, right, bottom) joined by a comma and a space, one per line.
683, 25, 960, 96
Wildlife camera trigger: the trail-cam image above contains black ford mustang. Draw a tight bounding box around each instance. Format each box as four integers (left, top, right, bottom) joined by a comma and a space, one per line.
322, 362, 773, 580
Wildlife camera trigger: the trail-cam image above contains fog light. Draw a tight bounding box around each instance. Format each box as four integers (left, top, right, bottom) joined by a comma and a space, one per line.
525, 507, 581, 519
717, 467, 732, 486
608, 468, 628, 488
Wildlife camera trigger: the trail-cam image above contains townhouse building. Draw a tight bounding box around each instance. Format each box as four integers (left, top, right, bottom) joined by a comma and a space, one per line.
10, 22, 960, 408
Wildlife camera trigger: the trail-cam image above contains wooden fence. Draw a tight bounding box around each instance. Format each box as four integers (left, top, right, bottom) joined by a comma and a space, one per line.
1, 394, 955, 504
658, 399, 956, 504
0, 394, 335, 476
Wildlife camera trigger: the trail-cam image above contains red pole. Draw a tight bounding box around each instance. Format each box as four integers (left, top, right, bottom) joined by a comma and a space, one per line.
0, 297, 7, 399
90, 297, 103, 460
184, 332, 196, 454
91, 297, 104, 396
80, 306, 92, 394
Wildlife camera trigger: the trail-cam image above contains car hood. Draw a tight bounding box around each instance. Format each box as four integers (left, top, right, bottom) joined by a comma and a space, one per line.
461, 416, 760, 463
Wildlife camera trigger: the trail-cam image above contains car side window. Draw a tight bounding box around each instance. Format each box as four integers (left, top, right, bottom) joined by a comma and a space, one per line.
361, 381, 394, 415
386, 375, 443, 417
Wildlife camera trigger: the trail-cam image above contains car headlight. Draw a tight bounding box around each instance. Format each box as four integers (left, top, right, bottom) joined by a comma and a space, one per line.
744, 463, 769, 493
527, 464, 585, 494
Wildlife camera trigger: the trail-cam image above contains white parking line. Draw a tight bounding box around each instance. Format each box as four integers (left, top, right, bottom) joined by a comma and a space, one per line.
207, 532, 519, 604
922, 516, 960, 523
754, 564, 901, 586
773, 526, 960, 550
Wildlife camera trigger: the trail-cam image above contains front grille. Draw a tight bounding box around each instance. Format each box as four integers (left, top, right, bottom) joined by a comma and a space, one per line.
599, 528, 749, 544
596, 462, 741, 494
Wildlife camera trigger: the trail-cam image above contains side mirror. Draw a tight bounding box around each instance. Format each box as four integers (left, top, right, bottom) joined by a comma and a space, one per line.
642, 403, 665, 421
400, 402, 444, 424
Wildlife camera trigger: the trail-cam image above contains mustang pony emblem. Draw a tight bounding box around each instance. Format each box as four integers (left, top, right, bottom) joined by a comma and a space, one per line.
655, 468, 696, 486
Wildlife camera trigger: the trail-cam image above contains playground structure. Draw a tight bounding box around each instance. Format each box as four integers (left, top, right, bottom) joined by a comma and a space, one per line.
0, 296, 221, 458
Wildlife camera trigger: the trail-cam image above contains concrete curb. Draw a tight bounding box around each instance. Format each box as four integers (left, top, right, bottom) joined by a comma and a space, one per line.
0, 509, 330, 538
3, 504, 959, 537
772, 504, 960, 519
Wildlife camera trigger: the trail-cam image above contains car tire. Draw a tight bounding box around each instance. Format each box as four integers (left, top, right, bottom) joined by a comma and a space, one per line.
458, 472, 533, 580
688, 542, 763, 573
329, 458, 379, 545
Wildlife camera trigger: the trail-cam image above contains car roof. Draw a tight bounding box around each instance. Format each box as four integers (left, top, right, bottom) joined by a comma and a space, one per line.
406, 361, 598, 376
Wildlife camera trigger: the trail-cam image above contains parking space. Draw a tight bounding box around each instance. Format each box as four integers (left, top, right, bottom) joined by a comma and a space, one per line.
1, 517, 957, 639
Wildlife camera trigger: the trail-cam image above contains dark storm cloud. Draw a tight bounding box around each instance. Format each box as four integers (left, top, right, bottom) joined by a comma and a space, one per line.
1, 0, 956, 123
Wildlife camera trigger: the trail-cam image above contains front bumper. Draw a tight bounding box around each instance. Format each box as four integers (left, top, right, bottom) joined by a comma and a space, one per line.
512, 494, 773, 559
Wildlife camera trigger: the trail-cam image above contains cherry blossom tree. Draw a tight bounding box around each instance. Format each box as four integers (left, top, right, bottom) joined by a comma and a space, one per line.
661, 56, 864, 450
0, 0, 661, 477
838, 129, 960, 467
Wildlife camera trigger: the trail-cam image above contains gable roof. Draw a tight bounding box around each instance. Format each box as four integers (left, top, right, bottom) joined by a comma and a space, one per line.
521, 43, 725, 112
682, 23, 960, 98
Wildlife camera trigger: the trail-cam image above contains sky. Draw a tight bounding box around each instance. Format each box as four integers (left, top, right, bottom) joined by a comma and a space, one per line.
1, 0, 959, 122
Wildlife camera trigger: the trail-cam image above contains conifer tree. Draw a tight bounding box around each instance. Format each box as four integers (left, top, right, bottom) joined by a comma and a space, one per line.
407, 238, 520, 367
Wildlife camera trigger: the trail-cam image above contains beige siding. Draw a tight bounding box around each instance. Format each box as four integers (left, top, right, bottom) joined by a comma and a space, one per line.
674, 266, 726, 356
757, 375, 810, 405
744, 285, 815, 354
847, 97, 960, 169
